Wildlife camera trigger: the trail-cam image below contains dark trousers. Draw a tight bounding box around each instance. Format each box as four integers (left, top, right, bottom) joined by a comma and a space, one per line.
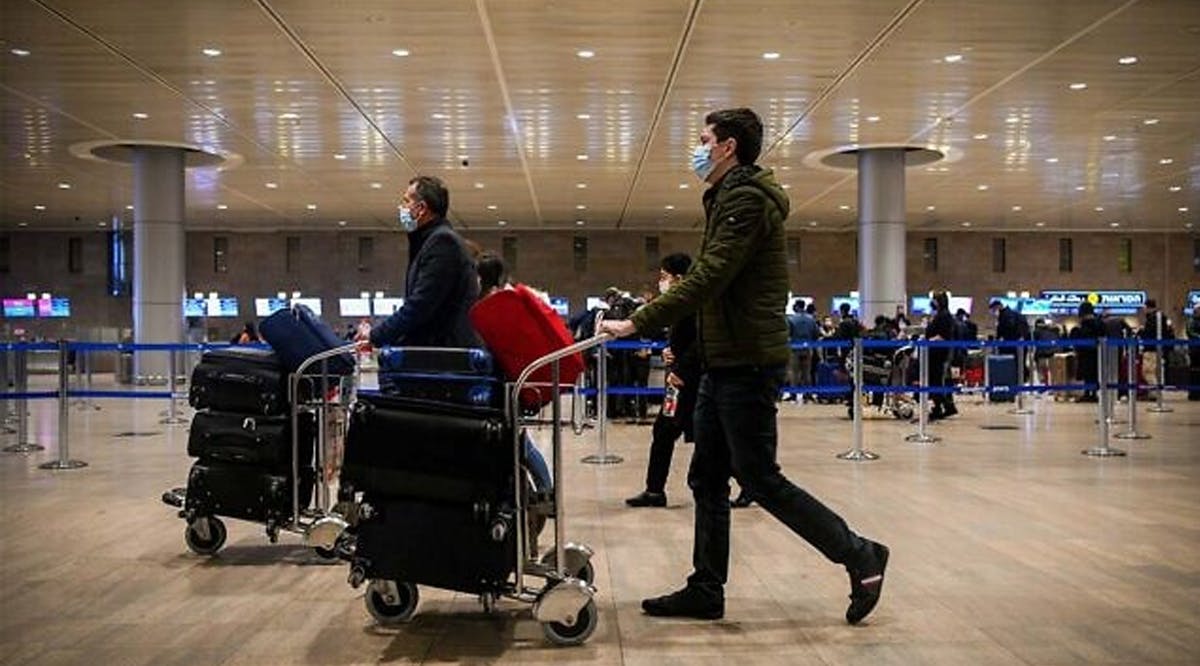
929, 353, 955, 414
686, 365, 867, 598
645, 412, 685, 494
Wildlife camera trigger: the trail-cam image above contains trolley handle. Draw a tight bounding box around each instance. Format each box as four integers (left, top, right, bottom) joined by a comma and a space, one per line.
511, 333, 612, 399
294, 343, 360, 378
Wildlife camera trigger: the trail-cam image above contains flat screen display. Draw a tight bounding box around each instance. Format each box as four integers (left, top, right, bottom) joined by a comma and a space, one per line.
339, 298, 372, 317
585, 296, 606, 311
36, 298, 71, 317
549, 297, 570, 317
786, 295, 814, 314
255, 298, 288, 317
831, 296, 860, 316
372, 297, 404, 316
2, 298, 35, 318
1042, 290, 1146, 316
910, 296, 932, 315
184, 298, 207, 317
912, 295, 975, 316
949, 296, 973, 315
206, 297, 239, 317
290, 297, 322, 316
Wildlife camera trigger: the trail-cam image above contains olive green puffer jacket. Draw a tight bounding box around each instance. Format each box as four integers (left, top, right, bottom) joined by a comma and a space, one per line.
631, 164, 790, 368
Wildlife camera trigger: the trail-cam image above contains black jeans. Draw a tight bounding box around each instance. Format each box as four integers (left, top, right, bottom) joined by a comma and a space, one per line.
685, 365, 868, 599
645, 411, 684, 494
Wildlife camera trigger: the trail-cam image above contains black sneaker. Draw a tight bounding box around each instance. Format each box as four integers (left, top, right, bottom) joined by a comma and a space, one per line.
942, 405, 959, 418
642, 586, 724, 620
846, 540, 889, 625
730, 493, 754, 509
625, 491, 667, 508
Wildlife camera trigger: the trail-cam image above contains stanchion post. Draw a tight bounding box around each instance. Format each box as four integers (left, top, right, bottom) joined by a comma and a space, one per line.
159, 348, 188, 425
39, 340, 87, 469
1084, 337, 1126, 457
1, 347, 14, 433
1010, 342, 1034, 415
838, 338, 878, 460
905, 340, 940, 444
1148, 310, 1173, 413
3, 345, 45, 453
1115, 336, 1150, 440
582, 327, 622, 465
981, 340, 991, 405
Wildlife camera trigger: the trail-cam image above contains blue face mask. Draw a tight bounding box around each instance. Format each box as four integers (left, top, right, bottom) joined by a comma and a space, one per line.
398, 206, 418, 232
691, 143, 715, 181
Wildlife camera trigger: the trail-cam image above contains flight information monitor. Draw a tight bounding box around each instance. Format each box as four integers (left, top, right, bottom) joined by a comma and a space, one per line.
2, 298, 35, 318
36, 298, 71, 317
254, 298, 288, 317
184, 298, 207, 318
207, 297, 240, 317
339, 298, 372, 317
372, 298, 405, 316
831, 295, 860, 316
290, 298, 322, 316
549, 296, 570, 317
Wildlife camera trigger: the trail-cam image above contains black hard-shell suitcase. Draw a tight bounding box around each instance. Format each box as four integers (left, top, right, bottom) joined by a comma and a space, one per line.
189, 347, 289, 415
260, 304, 354, 376
187, 410, 315, 468
377, 347, 494, 375
987, 354, 1017, 402
184, 459, 314, 524
354, 496, 514, 594
341, 393, 511, 503
377, 371, 503, 408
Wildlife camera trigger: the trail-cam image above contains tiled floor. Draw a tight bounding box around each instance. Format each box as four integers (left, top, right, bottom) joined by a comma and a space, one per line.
1, 381, 1198, 665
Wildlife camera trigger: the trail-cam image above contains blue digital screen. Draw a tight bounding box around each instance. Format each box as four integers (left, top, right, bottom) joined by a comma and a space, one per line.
339, 298, 372, 317
209, 297, 239, 317
36, 298, 71, 317
2, 298, 35, 318
831, 296, 860, 316
549, 297, 570, 317
255, 298, 288, 317
1042, 290, 1146, 315
372, 298, 404, 316
184, 298, 207, 317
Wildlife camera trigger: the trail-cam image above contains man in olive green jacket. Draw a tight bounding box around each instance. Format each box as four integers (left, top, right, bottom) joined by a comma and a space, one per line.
601, 108, 888, 625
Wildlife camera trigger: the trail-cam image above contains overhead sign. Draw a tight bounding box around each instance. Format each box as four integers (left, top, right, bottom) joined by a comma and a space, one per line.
1041, 290, 1146, 315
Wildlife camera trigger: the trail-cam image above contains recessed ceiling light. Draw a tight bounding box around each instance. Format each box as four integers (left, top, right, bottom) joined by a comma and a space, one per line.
201, 47, 222, 57
1068, 82, 1088, 90
1012, 205, 1023, 211
943, 53, 964, 63
369, 182, 382, 189
486, 204, 498, 211
1109, 222, 1120, 228
575, 220, 585, 226
839, 205, 851, 211
1186, 223, 1194, 229
1035, 222, 1046, 227
97, 221, 107, 227
782, 184, 792, 189
217, 204, 228, 210
576, 154, 589, 161
1075, 185, 1087, 191
333, 153, 346, 160
391, 49, 410, 57
576, 50, 595, 59
762, 52, 781, 60
865, 115, 881, 123
976, 184, 989, 191
972, 133, 988, 140
278, 112, 299, 120
306, 204, 317, 211
10, 48, 31, 57
497, 220, 507, 226
474, 182, 485, 189
961, 221, 972, 227
575, 183, 587, 189
337, 220, 347, 227
34, 205, 45, 211
17, 222, 27, 227
1005, 116, 1020, 124
926, 205, 936, 211
1045, 157, 1059, 163
1168, 185, 1182, 192
1118, 56, 1138, 65
265, 182, 278, 189
57, 182, 71, 189
131, 112, 149, 119
1143, 118, 1160, 125
679, 183, 690, 189
430, 113, 448, 120
809, 221, 818, 227
125, 205, 133, 210
576, 204, 587, 210
576, 113, 591, 120
665, 205, 675, 210
1180, 207, 1190, 213
1102, 135, 1117, 141
1159, 158, 1174, 165
1094, 206, 1105, 212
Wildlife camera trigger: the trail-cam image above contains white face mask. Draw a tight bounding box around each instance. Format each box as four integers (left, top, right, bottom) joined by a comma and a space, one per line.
658, 278, 672, 294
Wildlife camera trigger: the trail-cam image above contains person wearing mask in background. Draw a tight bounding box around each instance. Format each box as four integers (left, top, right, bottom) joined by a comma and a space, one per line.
892, 305, 911, 337
626, 253, 699, 508
231, 321, 261, 345
599, 107, 888, 625
368, 176, 480, 350
785, 299, 819, 402
924, 291, 959, 420
1138, 298, 1174, 397
1070, 302, 1105, 402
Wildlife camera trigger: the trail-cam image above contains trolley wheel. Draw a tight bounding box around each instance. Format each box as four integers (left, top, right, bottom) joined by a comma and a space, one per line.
184, 516, 226, 556
364, 580, 419, 625
541, 597, 598, 646
313, 545, 338, 561
895, 404, 915, 420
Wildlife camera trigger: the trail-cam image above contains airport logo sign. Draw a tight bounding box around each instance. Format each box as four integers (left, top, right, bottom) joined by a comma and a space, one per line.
1041, 290, 1146, 315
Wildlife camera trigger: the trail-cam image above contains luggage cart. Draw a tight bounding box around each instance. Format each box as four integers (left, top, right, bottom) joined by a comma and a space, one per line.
340, 334, 610, 646
162, 344, 359, 558
848, 343, 916, 420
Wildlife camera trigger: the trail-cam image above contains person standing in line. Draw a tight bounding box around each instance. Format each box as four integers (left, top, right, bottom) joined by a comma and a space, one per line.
600, 107, 888, 624
785, 299, 819, 402
924, 291, 959, 420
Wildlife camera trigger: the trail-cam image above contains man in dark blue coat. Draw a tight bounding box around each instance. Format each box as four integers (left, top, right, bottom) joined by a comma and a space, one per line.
369, 176, 480, 349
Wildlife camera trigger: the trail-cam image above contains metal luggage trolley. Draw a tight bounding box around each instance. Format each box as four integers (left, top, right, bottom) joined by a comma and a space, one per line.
163, 344, 359, 558
343, 334, 610, 646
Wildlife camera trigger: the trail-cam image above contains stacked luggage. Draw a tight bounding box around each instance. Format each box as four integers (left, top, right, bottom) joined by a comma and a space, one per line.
181, 346, 317, 555
376, 347, 503, 407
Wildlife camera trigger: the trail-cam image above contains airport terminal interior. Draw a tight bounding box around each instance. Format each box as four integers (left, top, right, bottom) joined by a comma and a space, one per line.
2, 0, 1200, 664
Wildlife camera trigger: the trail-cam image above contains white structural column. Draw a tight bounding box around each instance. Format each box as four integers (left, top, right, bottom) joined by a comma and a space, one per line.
857, 148, 908, 324
132, 147, 185, 381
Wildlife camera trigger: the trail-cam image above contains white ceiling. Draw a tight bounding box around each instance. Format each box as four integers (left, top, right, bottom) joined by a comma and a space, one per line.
1, 0, 1198, 233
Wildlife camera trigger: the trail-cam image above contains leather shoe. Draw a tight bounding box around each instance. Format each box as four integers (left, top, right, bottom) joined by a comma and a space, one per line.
846, 540, 889, 625
730, 492, 754, 509
642, 586, 724, 620
625, 491, 667, 508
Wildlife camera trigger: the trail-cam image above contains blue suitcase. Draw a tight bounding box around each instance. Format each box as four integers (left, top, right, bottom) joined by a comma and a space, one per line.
260, 305, 354, 376
377, 347, 494, 375
378, 371, 502, 408
987, 354, 1017, 402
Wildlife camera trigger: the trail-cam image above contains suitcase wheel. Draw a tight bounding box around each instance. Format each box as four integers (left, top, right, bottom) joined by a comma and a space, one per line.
541, 597, 598, 647
365, 580, 419, 625
184, 516, 227, 556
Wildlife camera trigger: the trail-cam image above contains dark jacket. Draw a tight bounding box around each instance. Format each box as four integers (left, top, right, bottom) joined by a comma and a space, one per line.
369, 219, 480, 348
1070, 315, 1106, 383
666, 314, 700, 441
996, 306, 1025, 341
630, 165, 790, 368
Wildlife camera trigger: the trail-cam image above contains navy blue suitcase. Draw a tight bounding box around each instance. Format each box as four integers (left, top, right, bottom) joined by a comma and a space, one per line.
189, 347, 289, 415
378, 347, 494, 375
378, 371, 502, 407
260, 305, 354, 376
987, 354, 1017, 402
